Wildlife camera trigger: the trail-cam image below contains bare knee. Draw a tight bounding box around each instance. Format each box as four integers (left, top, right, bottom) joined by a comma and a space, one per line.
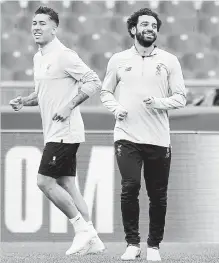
37, 174, 54, 192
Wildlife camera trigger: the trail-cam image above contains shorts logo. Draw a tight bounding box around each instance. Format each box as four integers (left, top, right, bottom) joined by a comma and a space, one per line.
49, 156, 56, 166
125, 67, 132, 71
116, 145, 122, 157
165, 148, 170, 158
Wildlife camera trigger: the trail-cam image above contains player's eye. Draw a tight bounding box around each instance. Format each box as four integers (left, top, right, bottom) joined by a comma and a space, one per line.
141, 23, 149, 27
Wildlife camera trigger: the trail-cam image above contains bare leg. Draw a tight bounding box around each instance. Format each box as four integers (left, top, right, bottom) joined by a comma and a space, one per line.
57, 176, 90, 222
37, 173, 79, 219
56, 176, 106, 254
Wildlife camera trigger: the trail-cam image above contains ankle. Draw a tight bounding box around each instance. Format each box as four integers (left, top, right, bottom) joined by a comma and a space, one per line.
87, 221, 98, 235
148, 246, 159, 249
69, 213, 89, 233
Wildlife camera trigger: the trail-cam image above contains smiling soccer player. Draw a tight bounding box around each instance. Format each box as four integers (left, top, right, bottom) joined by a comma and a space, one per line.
101, 7, 186, 262
9, 6, 105, 256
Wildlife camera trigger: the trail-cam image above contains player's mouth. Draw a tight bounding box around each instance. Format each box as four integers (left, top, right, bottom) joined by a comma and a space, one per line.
34, 32, 42, 37
144, 32, 155, 37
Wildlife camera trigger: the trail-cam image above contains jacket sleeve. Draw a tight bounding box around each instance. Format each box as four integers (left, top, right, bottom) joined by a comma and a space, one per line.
153, 56, 187, 110
100, 55, 124, 114
62, 50, 101, 97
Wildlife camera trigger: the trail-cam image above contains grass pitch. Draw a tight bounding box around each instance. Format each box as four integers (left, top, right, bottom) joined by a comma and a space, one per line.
1, 242, 219, 263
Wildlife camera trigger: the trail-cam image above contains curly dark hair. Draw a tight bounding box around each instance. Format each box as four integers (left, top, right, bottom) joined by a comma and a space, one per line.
127, 8, 162, 38
35, 6, 59, 27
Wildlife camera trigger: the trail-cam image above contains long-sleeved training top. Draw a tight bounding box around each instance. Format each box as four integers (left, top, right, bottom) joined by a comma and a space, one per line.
100, 45, 186, 147
34, 37, 101, 145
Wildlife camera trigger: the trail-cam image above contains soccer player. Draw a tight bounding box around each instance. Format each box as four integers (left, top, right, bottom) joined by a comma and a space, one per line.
9, 6, 105, 256
100, 8, 186, 262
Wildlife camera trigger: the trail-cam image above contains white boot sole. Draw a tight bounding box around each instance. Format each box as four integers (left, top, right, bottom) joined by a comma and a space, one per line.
72, 239, 105, 256
65, 233, 95, 255
121, 251, 141, 260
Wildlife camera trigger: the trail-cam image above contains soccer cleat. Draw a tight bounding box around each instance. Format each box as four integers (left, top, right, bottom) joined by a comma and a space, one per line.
65, 230, 95, 255
87, 236, 105, 254
75, 236, 106, 255
147, 247, 161, 261
121, 244, 141, 260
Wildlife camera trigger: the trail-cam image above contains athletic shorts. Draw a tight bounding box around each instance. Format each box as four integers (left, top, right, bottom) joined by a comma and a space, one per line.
38, 142, 80, 179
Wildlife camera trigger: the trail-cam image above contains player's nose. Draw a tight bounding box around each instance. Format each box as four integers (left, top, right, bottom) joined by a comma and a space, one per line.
33, 23, 41, 30
146, 24, 154, 31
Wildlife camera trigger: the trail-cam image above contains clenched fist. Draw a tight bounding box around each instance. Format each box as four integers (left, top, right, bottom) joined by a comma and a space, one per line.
9, 96, 24, 111
143, 97, 155, 108
115, 107, 128, 121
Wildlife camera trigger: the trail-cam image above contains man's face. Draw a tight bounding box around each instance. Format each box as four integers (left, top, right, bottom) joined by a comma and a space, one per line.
132, 15, 158, 48
31, 14, 56, 46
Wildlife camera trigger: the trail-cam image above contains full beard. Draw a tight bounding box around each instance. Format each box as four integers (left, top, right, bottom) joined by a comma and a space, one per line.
136, 32, 157, 48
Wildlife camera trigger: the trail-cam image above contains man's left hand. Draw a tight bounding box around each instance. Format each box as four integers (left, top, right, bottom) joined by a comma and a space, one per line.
143, 97, 155, 108
52, 106, 72, 122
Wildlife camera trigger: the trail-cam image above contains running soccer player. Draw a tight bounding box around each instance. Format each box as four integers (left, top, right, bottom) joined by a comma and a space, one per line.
9, 6, 105, 256
100, 8, 186, 262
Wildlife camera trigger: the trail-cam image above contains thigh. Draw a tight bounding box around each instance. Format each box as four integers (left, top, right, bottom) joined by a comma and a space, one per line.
115, 140, 143, 182
37, 172, 56, 185
38, 142, 80, 179
143, 145, 171, 191
56, 175, 77, 190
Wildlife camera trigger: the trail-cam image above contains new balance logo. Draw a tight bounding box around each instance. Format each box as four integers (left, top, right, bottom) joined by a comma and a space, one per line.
49, 156, 56, 166
46, 64, 51, 71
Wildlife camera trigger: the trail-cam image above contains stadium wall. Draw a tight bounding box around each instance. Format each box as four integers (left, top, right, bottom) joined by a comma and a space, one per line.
1, 110, 219, 242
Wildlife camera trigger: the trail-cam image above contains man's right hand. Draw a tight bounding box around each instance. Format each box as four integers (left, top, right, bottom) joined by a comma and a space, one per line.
115, 107, 128, 121
9, 96, 24, 111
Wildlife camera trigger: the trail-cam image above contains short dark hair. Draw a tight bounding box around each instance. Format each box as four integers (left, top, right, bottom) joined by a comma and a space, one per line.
127, 8, 162, 38
35, 6, 59, 27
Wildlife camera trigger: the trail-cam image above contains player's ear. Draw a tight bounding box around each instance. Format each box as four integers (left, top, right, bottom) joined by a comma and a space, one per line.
52, 26, 57, 35
131, 26, 136, 36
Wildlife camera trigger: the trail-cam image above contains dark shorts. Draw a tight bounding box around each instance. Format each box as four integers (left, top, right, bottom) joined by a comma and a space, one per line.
38, 142, 80, 179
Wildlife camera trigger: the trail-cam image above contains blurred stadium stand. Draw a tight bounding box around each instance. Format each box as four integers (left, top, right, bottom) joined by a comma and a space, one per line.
1, 0, 219, 107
